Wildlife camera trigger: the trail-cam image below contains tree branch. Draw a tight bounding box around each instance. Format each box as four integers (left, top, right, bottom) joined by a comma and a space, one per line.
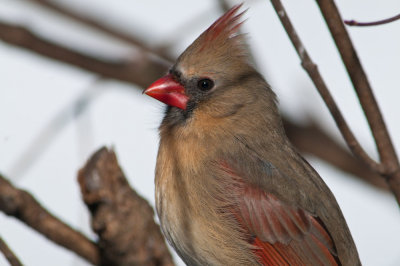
283, 119, 388, 190
316, 0, 400, 203
0, 21, 168, 88
78, 147, 174, 266
270, 0, 400, 203
0, 237, 23, 266
269, 0, 383, 172
24, 0, 173, 61
0, 174, 100, 265
345, 13, 400, 27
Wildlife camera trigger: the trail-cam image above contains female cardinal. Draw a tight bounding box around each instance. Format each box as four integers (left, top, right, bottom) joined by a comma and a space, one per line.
144, 4, 360, 266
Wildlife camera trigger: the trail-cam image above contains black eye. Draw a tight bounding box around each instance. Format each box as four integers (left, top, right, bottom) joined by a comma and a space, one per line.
197, 78, 214, 91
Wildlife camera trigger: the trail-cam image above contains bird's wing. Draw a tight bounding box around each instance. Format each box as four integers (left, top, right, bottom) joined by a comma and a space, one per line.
219, 162, 339, 266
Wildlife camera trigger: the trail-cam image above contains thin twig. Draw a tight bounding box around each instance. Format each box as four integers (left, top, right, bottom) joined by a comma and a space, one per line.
345, 13, 400, 27
269, 0, 383, 172
0, 174, 100, 265
316, 0, 400, 204
0, 237, 23, 266
217, 0, 232, 12
9, 80, 103, 180
23, 0, 174, 61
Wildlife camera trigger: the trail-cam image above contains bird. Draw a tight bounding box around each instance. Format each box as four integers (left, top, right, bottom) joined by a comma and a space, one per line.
144, 4, 361, 266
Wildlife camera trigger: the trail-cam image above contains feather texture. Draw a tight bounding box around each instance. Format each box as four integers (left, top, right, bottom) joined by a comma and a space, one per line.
201, 4, 245, 46
220, 162, 339, 265
149, 4, 361, 266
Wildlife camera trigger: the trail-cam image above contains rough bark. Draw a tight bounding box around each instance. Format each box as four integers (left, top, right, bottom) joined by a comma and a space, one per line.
78, 147, 174, 266
0, 174, 100, 265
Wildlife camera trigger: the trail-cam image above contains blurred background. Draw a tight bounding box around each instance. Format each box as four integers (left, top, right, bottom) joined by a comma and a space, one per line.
0, 0, 399, 265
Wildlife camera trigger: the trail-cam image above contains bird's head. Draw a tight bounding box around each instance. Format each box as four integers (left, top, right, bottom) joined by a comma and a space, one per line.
144, 5, 260, 119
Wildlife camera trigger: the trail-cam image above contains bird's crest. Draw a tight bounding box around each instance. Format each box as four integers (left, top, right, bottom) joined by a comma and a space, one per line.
176, 4, 250, 76
200, 4, 246, 49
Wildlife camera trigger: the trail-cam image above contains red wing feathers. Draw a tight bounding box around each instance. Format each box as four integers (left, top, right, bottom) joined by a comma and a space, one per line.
240, 187, 310, 244
220, 163, 339, 266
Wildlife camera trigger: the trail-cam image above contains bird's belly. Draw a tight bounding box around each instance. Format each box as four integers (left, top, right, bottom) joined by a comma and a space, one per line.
154, 136, 260, 265
156, 174, 260, 266
156, 187, 211, 265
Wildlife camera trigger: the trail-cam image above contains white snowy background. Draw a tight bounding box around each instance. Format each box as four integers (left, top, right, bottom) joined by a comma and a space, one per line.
0, 0, 399, 265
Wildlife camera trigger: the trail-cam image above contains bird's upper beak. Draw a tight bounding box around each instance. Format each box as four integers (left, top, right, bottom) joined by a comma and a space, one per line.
144, 74, 188, 110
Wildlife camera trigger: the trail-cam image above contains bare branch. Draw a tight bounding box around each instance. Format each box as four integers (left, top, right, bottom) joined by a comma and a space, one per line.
24, 0, 173, 61
269, 0, 383, 172
220, 2, 383, 189
0, 21, 169, 88
217, 0, 231, 12
283, 120, 389, 191
0, 174, 100, 265
78, 147, 174, 266
0, 237, 23, 266
345, 13, 400, 27
316, 0, 400, 203
9, 82, 102, 180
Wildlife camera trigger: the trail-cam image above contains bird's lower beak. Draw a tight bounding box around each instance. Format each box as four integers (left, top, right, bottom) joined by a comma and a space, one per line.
144, 74, 188, 110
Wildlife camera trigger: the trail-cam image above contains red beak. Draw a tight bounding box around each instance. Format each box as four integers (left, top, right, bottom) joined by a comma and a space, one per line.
144, 74, 188, 110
